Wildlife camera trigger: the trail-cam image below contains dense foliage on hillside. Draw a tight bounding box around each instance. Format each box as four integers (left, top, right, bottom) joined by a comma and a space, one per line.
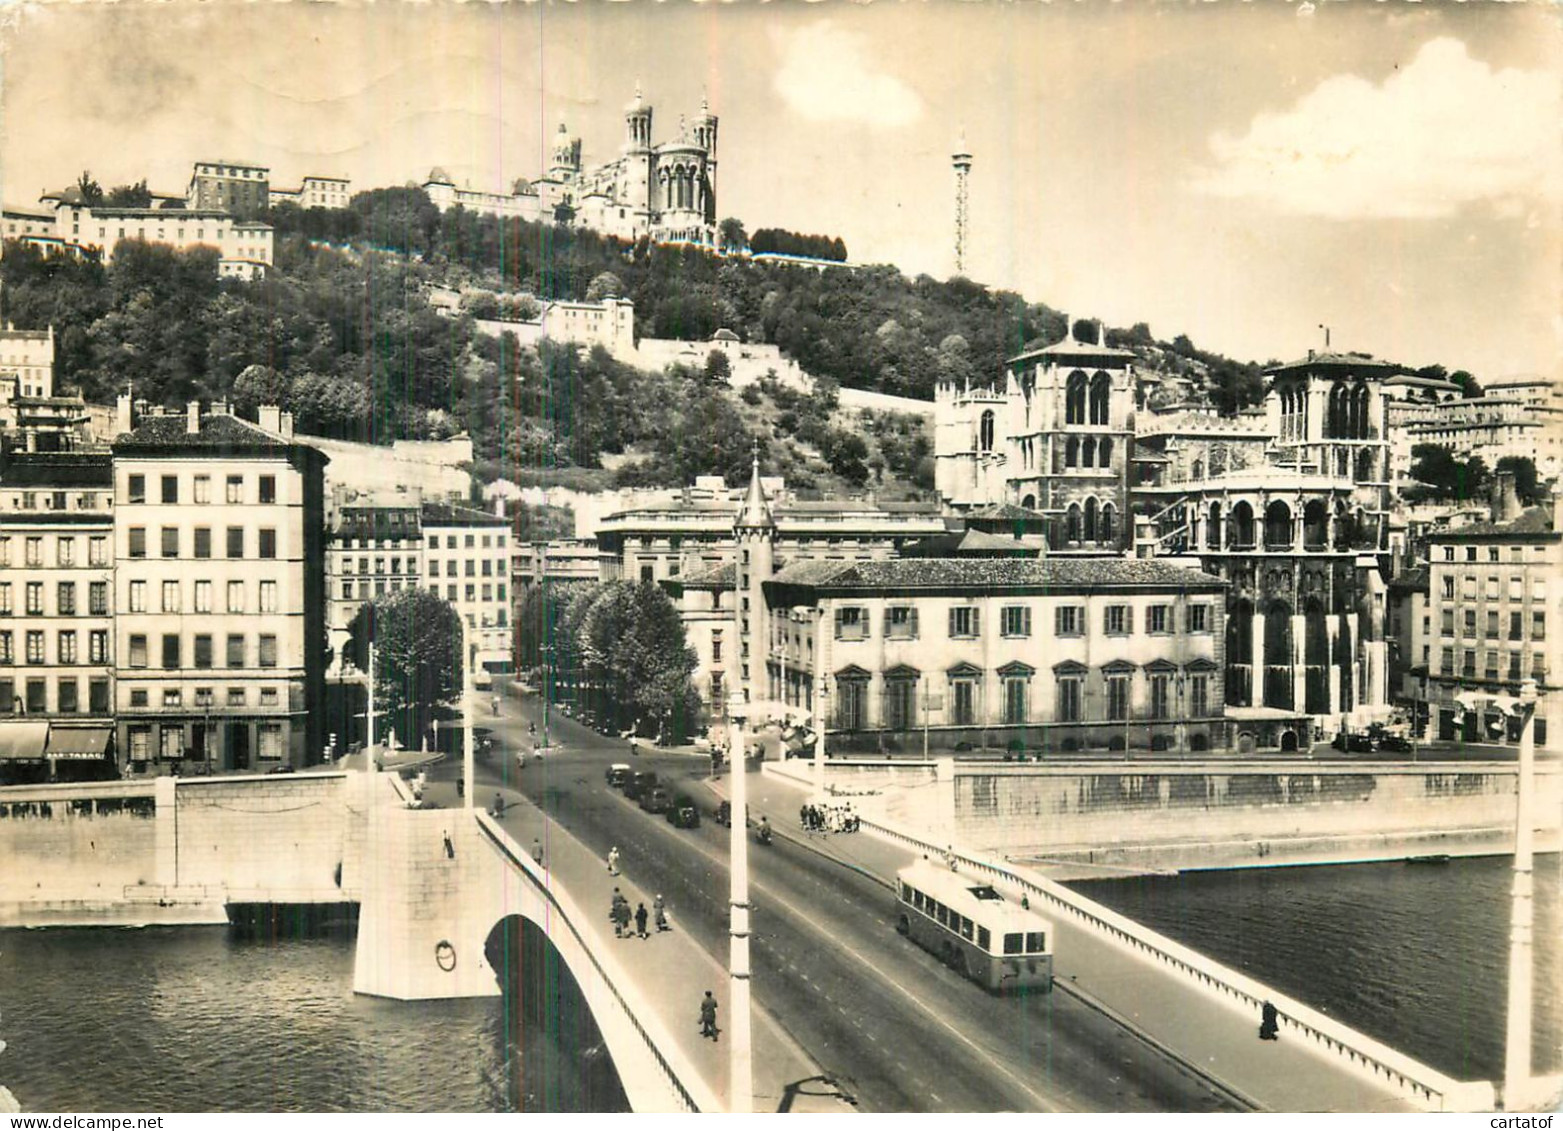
3, 183, 1476, 491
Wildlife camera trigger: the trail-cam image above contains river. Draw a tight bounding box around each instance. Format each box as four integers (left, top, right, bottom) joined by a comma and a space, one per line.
3, 855, 1556, 1110
1071, 853, 1563, 1085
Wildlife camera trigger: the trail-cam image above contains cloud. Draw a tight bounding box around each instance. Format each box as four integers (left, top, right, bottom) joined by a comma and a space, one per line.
772, 20, 923, 128
1190, 38, 1561, 220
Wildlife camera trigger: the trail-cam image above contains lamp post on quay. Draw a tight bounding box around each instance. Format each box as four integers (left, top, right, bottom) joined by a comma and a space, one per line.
725, 688, 754, 1113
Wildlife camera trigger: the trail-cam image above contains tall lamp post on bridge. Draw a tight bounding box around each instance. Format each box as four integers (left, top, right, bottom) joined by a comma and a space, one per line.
725, 689, 754, 1114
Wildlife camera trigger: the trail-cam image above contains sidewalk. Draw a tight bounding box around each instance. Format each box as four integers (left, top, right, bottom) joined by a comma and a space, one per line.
417, 774, 856, 1114
716, 766, 1421, 1113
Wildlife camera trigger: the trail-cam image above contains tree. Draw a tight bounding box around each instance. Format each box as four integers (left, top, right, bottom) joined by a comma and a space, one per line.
105, 180, 153, 208
704, 349, 732, 384
1450, 370, 1483, 399
718, 217, 748, 254
585, 271, 624, 301
345, 588, 463, 747
1410, 443, 1491, 501
75, 171, 104, 206
231, 363, 290, 414
1495, 456, 1543, 505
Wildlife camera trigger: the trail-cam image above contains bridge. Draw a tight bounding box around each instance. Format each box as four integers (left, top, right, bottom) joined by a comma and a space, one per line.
3, 716, 1555, 1111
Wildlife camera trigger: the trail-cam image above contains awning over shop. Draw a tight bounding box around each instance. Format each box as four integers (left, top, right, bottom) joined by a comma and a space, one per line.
0, 722, 50, 761
1225, 706, 1309, 722
45, 726, 113, 760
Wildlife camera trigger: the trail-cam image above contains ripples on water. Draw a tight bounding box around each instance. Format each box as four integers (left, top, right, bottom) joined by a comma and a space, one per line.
1071, 854, 1562, 1084
0, 925, 626, 1113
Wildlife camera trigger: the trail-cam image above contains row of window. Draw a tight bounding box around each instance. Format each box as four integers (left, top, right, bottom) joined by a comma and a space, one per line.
0, 677, 110, 715
127, 722, 286, 763
0, 535, 110, 567
1437, 647, 1549, 682
426, 557, 506, 578
1438, 544, 1551, 563
426, 533, 507, 550
0, 629, 111, 665
126, 526, 278, 559
0, 581, 109, 616
338, 556, 418, 575
831, 603, 1210, 642
1437, 608, 1546, 642
126, 473, 276, 506
123, 633, 281, 670
425, 581, 508, 611
126, 686, 280, 709
122, 579, 280, 615
1437, 574, 1549, 602
5, 492, 103, 512
838, 669, 1213, 727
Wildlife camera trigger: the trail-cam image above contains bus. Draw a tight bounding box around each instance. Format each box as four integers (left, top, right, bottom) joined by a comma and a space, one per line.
895, 859, 1054, 993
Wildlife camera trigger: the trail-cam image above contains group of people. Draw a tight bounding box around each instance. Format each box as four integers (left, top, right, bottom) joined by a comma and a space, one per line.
799, 802, 860, 834
610, 888, 669, 939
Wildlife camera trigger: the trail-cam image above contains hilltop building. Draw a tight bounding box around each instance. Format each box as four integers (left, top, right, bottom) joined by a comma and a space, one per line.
422, 86, 718, 247
269, 176, 352, 210
187, 159, 269, 216
6, 187, 272, 279
0, 324, 93, 453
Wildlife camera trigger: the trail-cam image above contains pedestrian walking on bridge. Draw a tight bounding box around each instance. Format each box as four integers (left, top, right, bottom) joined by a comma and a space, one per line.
654, 894, 669, 932
613, 898, 631, 939
531, 837, 544, 867
607, 846, 621, 875
635, 902, 649, 939
699, 990, 718, 1041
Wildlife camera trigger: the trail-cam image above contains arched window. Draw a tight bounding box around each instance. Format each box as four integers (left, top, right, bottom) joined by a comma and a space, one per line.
1021, 493, 1036, 510
1207, 502, 1222, 549
979, 409, 995, 452
1065, 372, 1088, 425
1100, 503, 1116, 544
1081, 436, 1096, 468
1066, 503, 1082, 543
1328, 385, 1347, 438
1089, 372, 1111, 425
1098, 437, 1112, 468
1084, 497, 1099, 542
1264, 500, 1293, 549
1065, 436, 1079, 467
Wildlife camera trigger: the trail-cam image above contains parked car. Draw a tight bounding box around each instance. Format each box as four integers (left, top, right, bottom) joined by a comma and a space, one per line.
638, 786, 672, 814
624, 770, 659, 802
713, 800, 731, 827
605, 763, 632, 788
1332, 732, 1376, 753
1376, 733, 1414, 754
666, 795, 701, 828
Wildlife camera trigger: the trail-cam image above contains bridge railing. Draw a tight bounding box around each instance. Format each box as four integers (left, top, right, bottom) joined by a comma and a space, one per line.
473, 812, 722, 1114
860, 814, 1495, 1112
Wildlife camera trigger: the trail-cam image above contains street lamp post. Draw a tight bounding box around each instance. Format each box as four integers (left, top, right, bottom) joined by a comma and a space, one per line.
726, 689, 754, 1114
1503, 678, 1539, 1107
461, 616, 475, 811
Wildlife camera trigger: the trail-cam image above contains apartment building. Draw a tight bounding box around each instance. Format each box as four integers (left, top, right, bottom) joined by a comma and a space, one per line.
1408, 482, 1560, 749
0, 453, 115, 781
420, 503, 512, 675
111, 402, 326, 773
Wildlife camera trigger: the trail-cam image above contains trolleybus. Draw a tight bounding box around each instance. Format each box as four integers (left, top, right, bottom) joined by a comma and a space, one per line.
895, 859, 1054, 993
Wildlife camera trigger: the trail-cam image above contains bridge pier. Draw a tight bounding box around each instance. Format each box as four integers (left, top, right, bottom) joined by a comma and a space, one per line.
353, 781, 502, 1000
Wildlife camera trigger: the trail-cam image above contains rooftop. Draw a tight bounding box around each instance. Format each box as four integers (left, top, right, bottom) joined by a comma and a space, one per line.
419, 501, 510, 527
1265, 351, 1397, 375
114, 411, 297, 451
0, 452, 113, 488
1430, 505, 1559, 541
769, 556, 1228, 593
1007, 330, 1135, 366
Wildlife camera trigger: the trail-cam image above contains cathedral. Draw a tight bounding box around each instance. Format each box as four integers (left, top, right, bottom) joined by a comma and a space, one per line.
423, 86, 718, 247
934, 320, 1135, 553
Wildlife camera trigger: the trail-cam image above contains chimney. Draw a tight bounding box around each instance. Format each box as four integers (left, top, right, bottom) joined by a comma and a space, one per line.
187, 400, 201, 435
115, 392, 133, 436
1490, 469, 1521, 524
279, 411, 294, 439
494, 494, 505, 517
257, 404, 282, 435
1133, 513, 1159, 559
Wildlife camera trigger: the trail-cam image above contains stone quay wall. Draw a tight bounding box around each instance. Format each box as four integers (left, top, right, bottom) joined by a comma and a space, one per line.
784, 758, 1563, 868
0, 772, 364, 925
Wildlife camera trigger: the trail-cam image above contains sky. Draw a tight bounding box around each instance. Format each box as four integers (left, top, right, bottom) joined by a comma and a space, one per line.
0, 1, 1558, 382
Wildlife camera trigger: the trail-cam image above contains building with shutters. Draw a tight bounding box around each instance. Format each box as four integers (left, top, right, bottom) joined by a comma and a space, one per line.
0, 452, 116, 782
419, 503, 512, 677
110, 399, 326, 775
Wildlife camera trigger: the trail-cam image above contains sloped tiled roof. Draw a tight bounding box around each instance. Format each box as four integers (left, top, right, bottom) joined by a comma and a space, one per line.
420, 501, 510, 527
0, 453, 112, 488
114, 412, 294, 451
1434, 506, 1558, 539
770, 556, 1226, 593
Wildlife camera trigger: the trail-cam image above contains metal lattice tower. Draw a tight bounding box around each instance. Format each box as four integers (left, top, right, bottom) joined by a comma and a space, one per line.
952, 132, 973, 276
